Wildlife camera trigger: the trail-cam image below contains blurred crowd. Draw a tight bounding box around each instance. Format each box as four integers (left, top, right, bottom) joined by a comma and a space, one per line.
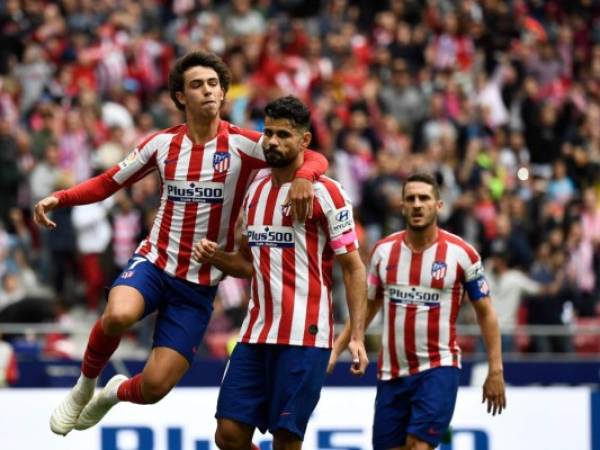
1, 0, 600, 369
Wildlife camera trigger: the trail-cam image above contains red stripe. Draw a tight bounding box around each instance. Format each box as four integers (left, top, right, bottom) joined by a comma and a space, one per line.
449, 264, 463, 366
136, 124, 184, 150
405, 251, 422, 375
199, 125, 230, 284
427, 238, 447, 368
155, 132, 185, 270
386, 239, 401, 378
302, 219, 322, 346
377, 349, 384, 379
175, 142, 204, 279
242, 278, 261, 342
318, 177, 346, 208
257, 183, 279, 342
441, 230, 479, 263
225, 153, 256, 251
277, 206, 295, 344
241, 177, 271, 342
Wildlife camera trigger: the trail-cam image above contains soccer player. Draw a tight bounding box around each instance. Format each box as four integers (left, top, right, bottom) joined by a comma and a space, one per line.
33, 51, 329, 436
192, 96, 369, 450
328, 173, 506, 450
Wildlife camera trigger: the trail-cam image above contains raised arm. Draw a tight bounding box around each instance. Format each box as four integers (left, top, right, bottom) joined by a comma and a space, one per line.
192, 237, 253, 279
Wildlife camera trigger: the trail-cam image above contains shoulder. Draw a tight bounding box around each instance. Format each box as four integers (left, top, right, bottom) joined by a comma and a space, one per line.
370, 231, 404, 260
228, 123, 262, 143
246, 174, 272, 196
137, 124, 185, 150
314, 176, 349, 207
439, 229, 480, 263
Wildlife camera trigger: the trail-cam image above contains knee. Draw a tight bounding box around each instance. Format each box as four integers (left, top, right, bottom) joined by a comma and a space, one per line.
101, 310, 136, 335
214, 428, 246, 450
273, 430, 301, 450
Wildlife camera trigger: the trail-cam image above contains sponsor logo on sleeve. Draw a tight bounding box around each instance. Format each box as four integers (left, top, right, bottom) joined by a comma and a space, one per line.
464, 260, 485, 282
247, 225, 295, 248
166, 180, 225, 203
329, 206, 354, 237
118, 150, 139, 169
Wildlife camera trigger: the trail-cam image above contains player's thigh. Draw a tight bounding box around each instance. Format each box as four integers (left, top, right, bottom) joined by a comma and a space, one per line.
216, 343, 269, 433
372, 378, 414, 450
405, 434, 435, 450
152, 278, 217, 363
407, 367, 460, 448
268, 346, 330, 440
106, 255, 165, 326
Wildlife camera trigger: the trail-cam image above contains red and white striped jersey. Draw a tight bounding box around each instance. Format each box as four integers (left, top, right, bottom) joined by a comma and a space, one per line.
368, 229, 485, 380
114, 121, 266, 285
238, 175, 359, 349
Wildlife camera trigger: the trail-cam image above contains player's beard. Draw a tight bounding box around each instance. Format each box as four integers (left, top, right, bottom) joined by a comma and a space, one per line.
405, 211, 437, 231
264, 148, 296, 168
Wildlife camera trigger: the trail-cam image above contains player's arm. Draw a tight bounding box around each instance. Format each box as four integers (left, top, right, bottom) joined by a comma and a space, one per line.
286, 149, 329, 221
192, 237, 253, 279
334, 250, 369, 375
33, 144, 157, 229
464, 261, 506, 416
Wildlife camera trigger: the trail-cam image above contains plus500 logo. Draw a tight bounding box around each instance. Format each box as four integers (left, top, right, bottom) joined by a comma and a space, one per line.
166, 182, 224, 203
247, 226, 294, 248
101, 427, 489, 450
388, 286, 441, 306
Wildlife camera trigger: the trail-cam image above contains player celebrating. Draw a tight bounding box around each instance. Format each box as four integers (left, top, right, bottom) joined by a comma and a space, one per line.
328, 173, 506, 450
34, 51, 328, 436
193, 96, 368, 450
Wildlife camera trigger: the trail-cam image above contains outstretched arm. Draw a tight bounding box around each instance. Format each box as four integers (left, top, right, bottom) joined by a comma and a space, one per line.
192, 237, 254, 279
471, 296, 506, 416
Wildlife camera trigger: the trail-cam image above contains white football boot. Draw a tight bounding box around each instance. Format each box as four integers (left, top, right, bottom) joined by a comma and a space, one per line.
50, 375, 97, 435
74, 374, 128, 430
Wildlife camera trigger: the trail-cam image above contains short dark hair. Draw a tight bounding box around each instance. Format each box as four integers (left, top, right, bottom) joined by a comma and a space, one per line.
264, 96, 311, 130
402, 173, 441, 199
168, 51, 232, 111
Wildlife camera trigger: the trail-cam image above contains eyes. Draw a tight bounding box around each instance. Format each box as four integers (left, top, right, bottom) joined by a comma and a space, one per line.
264, 129, 293, 139
404, 195, 434, 203
189, 78, 220, 89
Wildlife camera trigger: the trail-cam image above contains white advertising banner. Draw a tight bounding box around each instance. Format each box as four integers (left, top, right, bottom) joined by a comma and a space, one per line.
0, 387, 591, 450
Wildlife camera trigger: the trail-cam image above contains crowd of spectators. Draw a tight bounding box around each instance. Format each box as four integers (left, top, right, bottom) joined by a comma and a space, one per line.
1, 0, 600, 364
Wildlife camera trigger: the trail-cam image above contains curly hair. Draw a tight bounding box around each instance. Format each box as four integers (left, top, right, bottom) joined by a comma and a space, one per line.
264, 95, 311, 130
168, 51, 232, 111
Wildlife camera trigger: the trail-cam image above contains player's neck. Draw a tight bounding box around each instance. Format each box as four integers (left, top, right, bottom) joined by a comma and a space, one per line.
271, 154, 304, 187
404, 225, 439, 253
185, 115, 221, 145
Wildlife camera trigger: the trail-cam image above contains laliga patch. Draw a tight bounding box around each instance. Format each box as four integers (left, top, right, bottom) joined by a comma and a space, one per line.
329, 206, 354, 237
247, 225, 295, 248
464, 260, 485, 282
118, 150, 139, 169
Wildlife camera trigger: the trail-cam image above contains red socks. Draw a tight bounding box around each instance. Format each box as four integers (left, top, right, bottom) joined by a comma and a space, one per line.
117, 374, 149, 404
81, 320, 121, 379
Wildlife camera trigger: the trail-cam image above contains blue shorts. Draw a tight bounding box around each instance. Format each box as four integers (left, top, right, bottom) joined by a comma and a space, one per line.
372, 367, 460, 449
112, 255, 217, 363
215, 343, 331, 439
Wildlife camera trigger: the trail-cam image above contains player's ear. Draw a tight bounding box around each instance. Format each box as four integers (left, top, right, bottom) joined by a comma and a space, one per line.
175, 91, 186, 107
302, 130, 312, 148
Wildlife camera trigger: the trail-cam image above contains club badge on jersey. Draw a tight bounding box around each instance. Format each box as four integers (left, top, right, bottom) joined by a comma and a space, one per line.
213, 152, 231, 172
247, 225, 295, 248
431, 261, 447, 280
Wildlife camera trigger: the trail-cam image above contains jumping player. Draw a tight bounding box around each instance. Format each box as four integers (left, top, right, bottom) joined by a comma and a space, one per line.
193, 96, 368, 449
328, 173, 506, 450
33, 51, 328, 435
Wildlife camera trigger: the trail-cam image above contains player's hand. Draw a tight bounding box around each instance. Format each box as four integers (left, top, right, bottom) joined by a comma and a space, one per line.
482, 369, 506, 416
192, 238, 218, 263
286, 178, 313, 222
33, 196, 59, 229
347, 338, 369, 376
326, 348, 340, 374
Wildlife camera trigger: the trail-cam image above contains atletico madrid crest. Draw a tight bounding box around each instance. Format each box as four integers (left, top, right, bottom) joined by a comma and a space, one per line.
213, 152, 231, 172
431, 261, 447, 280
